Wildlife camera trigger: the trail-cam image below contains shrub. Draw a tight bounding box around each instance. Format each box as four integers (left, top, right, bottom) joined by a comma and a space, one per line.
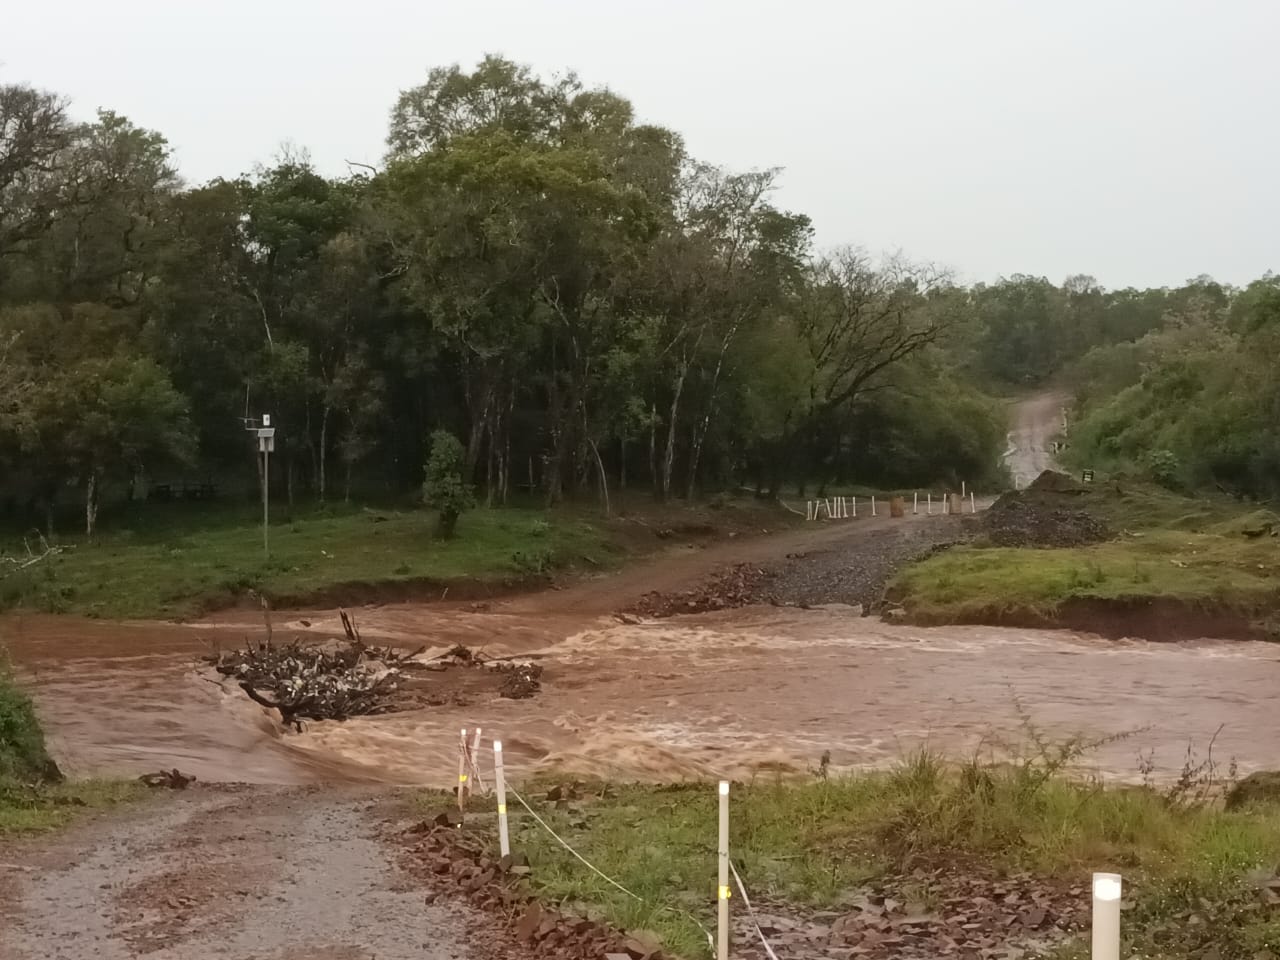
0, 671, 60, 784
422, 430, 474, 539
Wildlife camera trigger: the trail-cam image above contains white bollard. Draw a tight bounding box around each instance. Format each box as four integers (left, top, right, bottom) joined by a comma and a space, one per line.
457, 728, 469, 814
913, 492, 918, 515
470, 726, 483, 786
806, 501, 813, 521
493, 739, 511, 858
852, 496, 857, 518
971, 491, 977, 514
927, 493, 932, 516
717, 780, 730, 960
1091, 873, 1121, 960
962, 480, 966, 498
871, 495, 877, 517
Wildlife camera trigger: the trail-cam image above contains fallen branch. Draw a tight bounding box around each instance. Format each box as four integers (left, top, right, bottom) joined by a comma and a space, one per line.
0, 531, 63, 580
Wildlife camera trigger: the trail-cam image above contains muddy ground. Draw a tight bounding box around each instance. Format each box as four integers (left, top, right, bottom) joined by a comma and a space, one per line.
0, 785, 526, 960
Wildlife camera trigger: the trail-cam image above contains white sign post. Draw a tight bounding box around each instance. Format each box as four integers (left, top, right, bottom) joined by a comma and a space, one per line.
1091, 872, 1121, 960
717, 781, 730, 960
493, 739, 511, 857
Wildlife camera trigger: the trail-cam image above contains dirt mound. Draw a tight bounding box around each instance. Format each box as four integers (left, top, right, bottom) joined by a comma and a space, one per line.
624, 562, 777, 617
1027, 469, 1087, 493
982, 478, 1107, 549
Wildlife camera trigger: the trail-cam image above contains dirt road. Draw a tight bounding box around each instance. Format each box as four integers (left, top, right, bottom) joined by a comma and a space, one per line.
0, 785, 506, 960
1005, 391, 1066, 489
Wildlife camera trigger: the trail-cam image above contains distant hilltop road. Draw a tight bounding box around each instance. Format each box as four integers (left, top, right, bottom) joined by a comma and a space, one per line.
1005, 392, 1067, 489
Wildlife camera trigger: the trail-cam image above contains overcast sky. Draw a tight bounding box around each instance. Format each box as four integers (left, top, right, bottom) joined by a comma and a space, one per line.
6, 0, 1277, 289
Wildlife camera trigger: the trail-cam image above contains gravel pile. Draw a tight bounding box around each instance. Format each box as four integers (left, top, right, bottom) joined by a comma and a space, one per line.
980, 472, 1107, 548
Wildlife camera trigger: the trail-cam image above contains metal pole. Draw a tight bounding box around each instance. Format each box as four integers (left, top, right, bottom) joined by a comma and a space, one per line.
717, 780, 730, 960
1091, 873, 1121, 960
871, 495, 877, 517
262, 446, 270, 557
494, 739, 511, 857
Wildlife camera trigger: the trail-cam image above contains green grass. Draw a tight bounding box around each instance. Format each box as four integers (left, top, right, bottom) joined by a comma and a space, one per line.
1, 501, 616, 619
0, 778, 147, 833
431, 750, 1280, 959
891, 482, 1280, 626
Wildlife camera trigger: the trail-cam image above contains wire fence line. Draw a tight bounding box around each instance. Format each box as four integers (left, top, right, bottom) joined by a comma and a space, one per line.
458, 737, 771, 957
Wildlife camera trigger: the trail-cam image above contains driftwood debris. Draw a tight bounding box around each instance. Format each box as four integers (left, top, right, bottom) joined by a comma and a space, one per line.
207, 608, 543, 725
0, 531, 64, 580
206, 608, 425, 728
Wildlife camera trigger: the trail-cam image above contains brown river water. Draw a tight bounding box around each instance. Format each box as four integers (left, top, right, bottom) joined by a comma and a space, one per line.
5, 596, 1278, 787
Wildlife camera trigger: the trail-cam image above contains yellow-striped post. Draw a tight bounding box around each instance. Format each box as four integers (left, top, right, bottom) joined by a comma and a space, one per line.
457, 728, 469, 815
717, 780, 730, 960
494, 739, 511, 858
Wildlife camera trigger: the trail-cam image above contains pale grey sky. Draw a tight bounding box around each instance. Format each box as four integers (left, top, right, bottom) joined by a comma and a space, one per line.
6, 0, 1277, 289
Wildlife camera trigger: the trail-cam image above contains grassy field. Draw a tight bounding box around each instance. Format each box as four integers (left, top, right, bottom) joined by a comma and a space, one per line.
891, 480, 1280, 629
0, 500, 618, 619
427, 746, 1280, 959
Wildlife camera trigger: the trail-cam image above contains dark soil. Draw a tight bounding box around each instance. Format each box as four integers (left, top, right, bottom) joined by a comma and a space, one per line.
979, 472, 1108, 548
914, 596, 1269, 642
398, 820, 673, 960
731, 866, 1087, 960
623, 518, 970, 618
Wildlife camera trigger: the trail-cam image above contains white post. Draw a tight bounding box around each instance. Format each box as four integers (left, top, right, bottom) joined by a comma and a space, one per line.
962, 480, 966, 498
1091, 873, 1121, 960
717, 780, 730, 960
493, 739, 511, 858
470, 727, 483, 788
871, 495, 877, 517
457, 728, 469, 814
806, 501, 813, 521
852, 496, 857, 518
927, 493, 932, 515
971, 491, 977, 514
913, 492, 918, 515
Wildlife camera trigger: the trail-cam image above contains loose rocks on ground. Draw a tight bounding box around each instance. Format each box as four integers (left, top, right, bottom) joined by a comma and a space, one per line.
980, 471, 1107, 548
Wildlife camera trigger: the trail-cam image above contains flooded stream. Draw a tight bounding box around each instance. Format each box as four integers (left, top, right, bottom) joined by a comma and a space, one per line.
5, 601, 1278, 787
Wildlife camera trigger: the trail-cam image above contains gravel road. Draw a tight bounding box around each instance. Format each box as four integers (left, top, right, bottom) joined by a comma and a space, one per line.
766, 515, 970, 609
0, 786, 497, 960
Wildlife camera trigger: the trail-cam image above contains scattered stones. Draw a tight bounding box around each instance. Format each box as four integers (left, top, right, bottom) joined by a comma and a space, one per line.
398, 822, 674, 960
626, 563, 776, 617
728, 866, 1088, 960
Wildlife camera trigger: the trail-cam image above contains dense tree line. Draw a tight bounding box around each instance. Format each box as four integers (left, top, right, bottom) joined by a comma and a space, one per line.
1063, 276, 1280, 497
1, 58, 1032, 536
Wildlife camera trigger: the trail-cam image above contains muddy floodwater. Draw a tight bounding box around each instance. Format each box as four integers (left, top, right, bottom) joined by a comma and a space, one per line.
5, 599, 1279, 786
